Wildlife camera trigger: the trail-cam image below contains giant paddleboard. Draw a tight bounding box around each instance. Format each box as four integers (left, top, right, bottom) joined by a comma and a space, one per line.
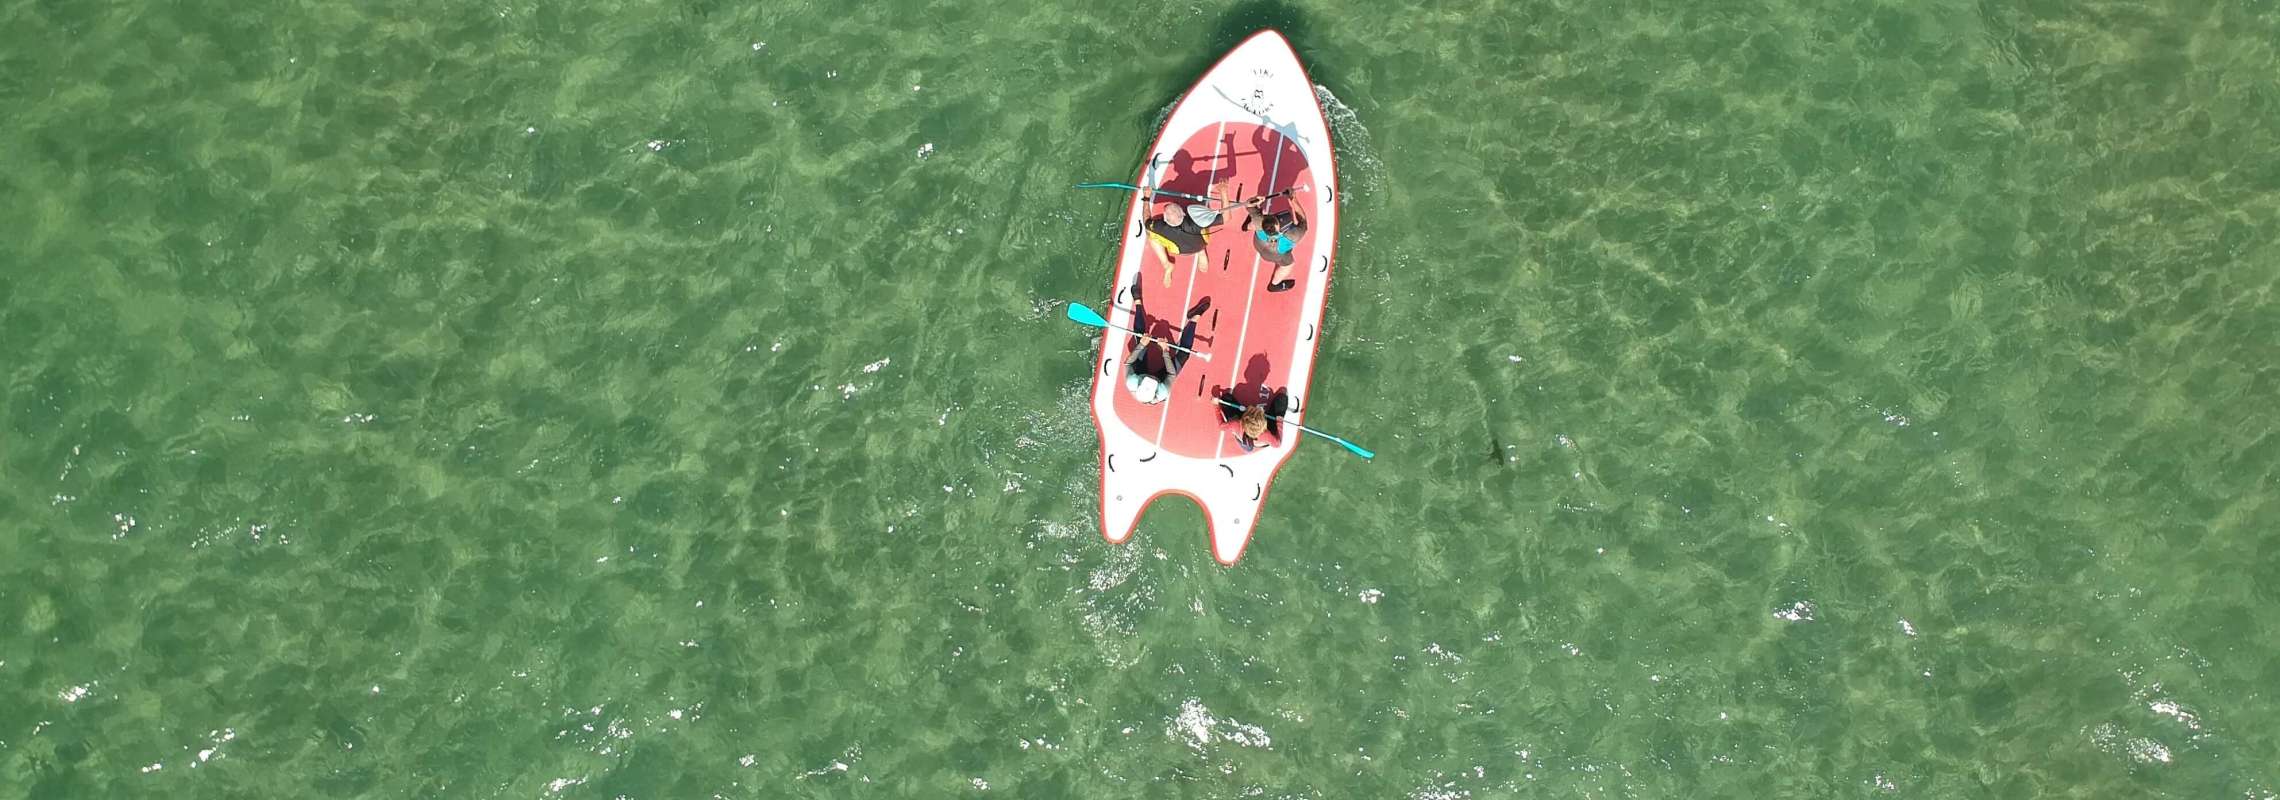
1086, 30, 1339, 564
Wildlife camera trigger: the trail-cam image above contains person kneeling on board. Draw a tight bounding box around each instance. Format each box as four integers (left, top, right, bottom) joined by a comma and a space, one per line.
1123, 290, 1211, 405
1217, 388, 1288, 452
1145, 195, 1224, 288
1244, 189, 1309, 293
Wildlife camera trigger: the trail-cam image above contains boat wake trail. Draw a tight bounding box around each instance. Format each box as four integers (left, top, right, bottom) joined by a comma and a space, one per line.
1315, 84, 1383, 208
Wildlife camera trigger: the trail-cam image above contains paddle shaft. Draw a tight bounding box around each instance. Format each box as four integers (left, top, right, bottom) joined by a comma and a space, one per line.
1236, 184, 1307, 210
1100, 320, 1210, 360
1079, 182, 1307, 209
1189, 185, 1304, 213
1212, 396, 1359, 451
1107, 303, 1210, 338
1075, 182, 1214, 203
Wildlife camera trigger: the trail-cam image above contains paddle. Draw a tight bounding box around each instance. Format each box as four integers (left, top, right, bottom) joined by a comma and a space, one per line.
1240, 184, 1309, 212
1093, 162, 1182, 240
1078, 181, 1308, 212
1215, 396, 1375, 460
1079, 179, 1235, 225
1075, 181, 1215, 204
1064, 302, 1212, 361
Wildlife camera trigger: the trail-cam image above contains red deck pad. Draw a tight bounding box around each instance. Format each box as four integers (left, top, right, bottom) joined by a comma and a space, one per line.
1108, 122, 1317, 460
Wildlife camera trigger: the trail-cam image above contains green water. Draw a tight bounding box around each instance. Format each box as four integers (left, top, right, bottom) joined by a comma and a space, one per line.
5, 0, 2278, 795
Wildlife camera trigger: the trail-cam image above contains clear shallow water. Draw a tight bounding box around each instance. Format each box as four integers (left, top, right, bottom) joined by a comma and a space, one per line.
4, 0, 2278, 797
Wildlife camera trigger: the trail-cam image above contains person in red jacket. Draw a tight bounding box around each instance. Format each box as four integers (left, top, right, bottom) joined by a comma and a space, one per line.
1217, 388, 1288, 452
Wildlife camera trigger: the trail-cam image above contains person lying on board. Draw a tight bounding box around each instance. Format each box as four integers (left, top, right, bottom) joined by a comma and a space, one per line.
1243, 192, 1309, 293
1217, 388, 1289, 452
1123, 289, 1211, 405
1144, 195, 1225, 288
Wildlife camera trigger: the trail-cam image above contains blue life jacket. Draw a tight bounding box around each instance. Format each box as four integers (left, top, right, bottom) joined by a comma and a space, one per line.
1256, 228, 1295, 255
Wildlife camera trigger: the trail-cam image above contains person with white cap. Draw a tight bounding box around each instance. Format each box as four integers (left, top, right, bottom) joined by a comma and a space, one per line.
1122, 284, 1210, 405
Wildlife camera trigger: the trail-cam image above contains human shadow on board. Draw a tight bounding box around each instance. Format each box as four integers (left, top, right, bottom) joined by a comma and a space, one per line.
1154, 126, 1242, 202
1216, 353, 1289, 437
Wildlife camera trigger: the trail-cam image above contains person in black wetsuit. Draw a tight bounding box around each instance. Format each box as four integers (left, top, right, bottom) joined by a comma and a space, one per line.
1217, 387, 1290, 452
1122, 287, 1211, 405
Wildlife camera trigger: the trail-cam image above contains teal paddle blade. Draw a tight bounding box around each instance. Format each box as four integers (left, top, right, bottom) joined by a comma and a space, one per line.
1339, 439, 1376, 460
1064, 302, 1108, 328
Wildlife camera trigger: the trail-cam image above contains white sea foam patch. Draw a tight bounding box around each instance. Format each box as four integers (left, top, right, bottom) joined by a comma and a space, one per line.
1168, 698, 1272, 752
2127, 738, 2173, 764
798, 760, 850, 779
2088, 722, 2174, 765
1012, 380, 1095, 454
1077, 607, 1139, 668
1077, 541, 1155, 669
189, 727, 237, 767
836, 357, 895, 400
1773, 601, 1816, 622
545, 776, 587, 793
795, 744, 862, 780
1854, 397, 1931, 431
1087, 542, 1141, 592
1033, 517, 1085, 541
2147, 699, 2202, 730
1422, 642, 1464, 665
